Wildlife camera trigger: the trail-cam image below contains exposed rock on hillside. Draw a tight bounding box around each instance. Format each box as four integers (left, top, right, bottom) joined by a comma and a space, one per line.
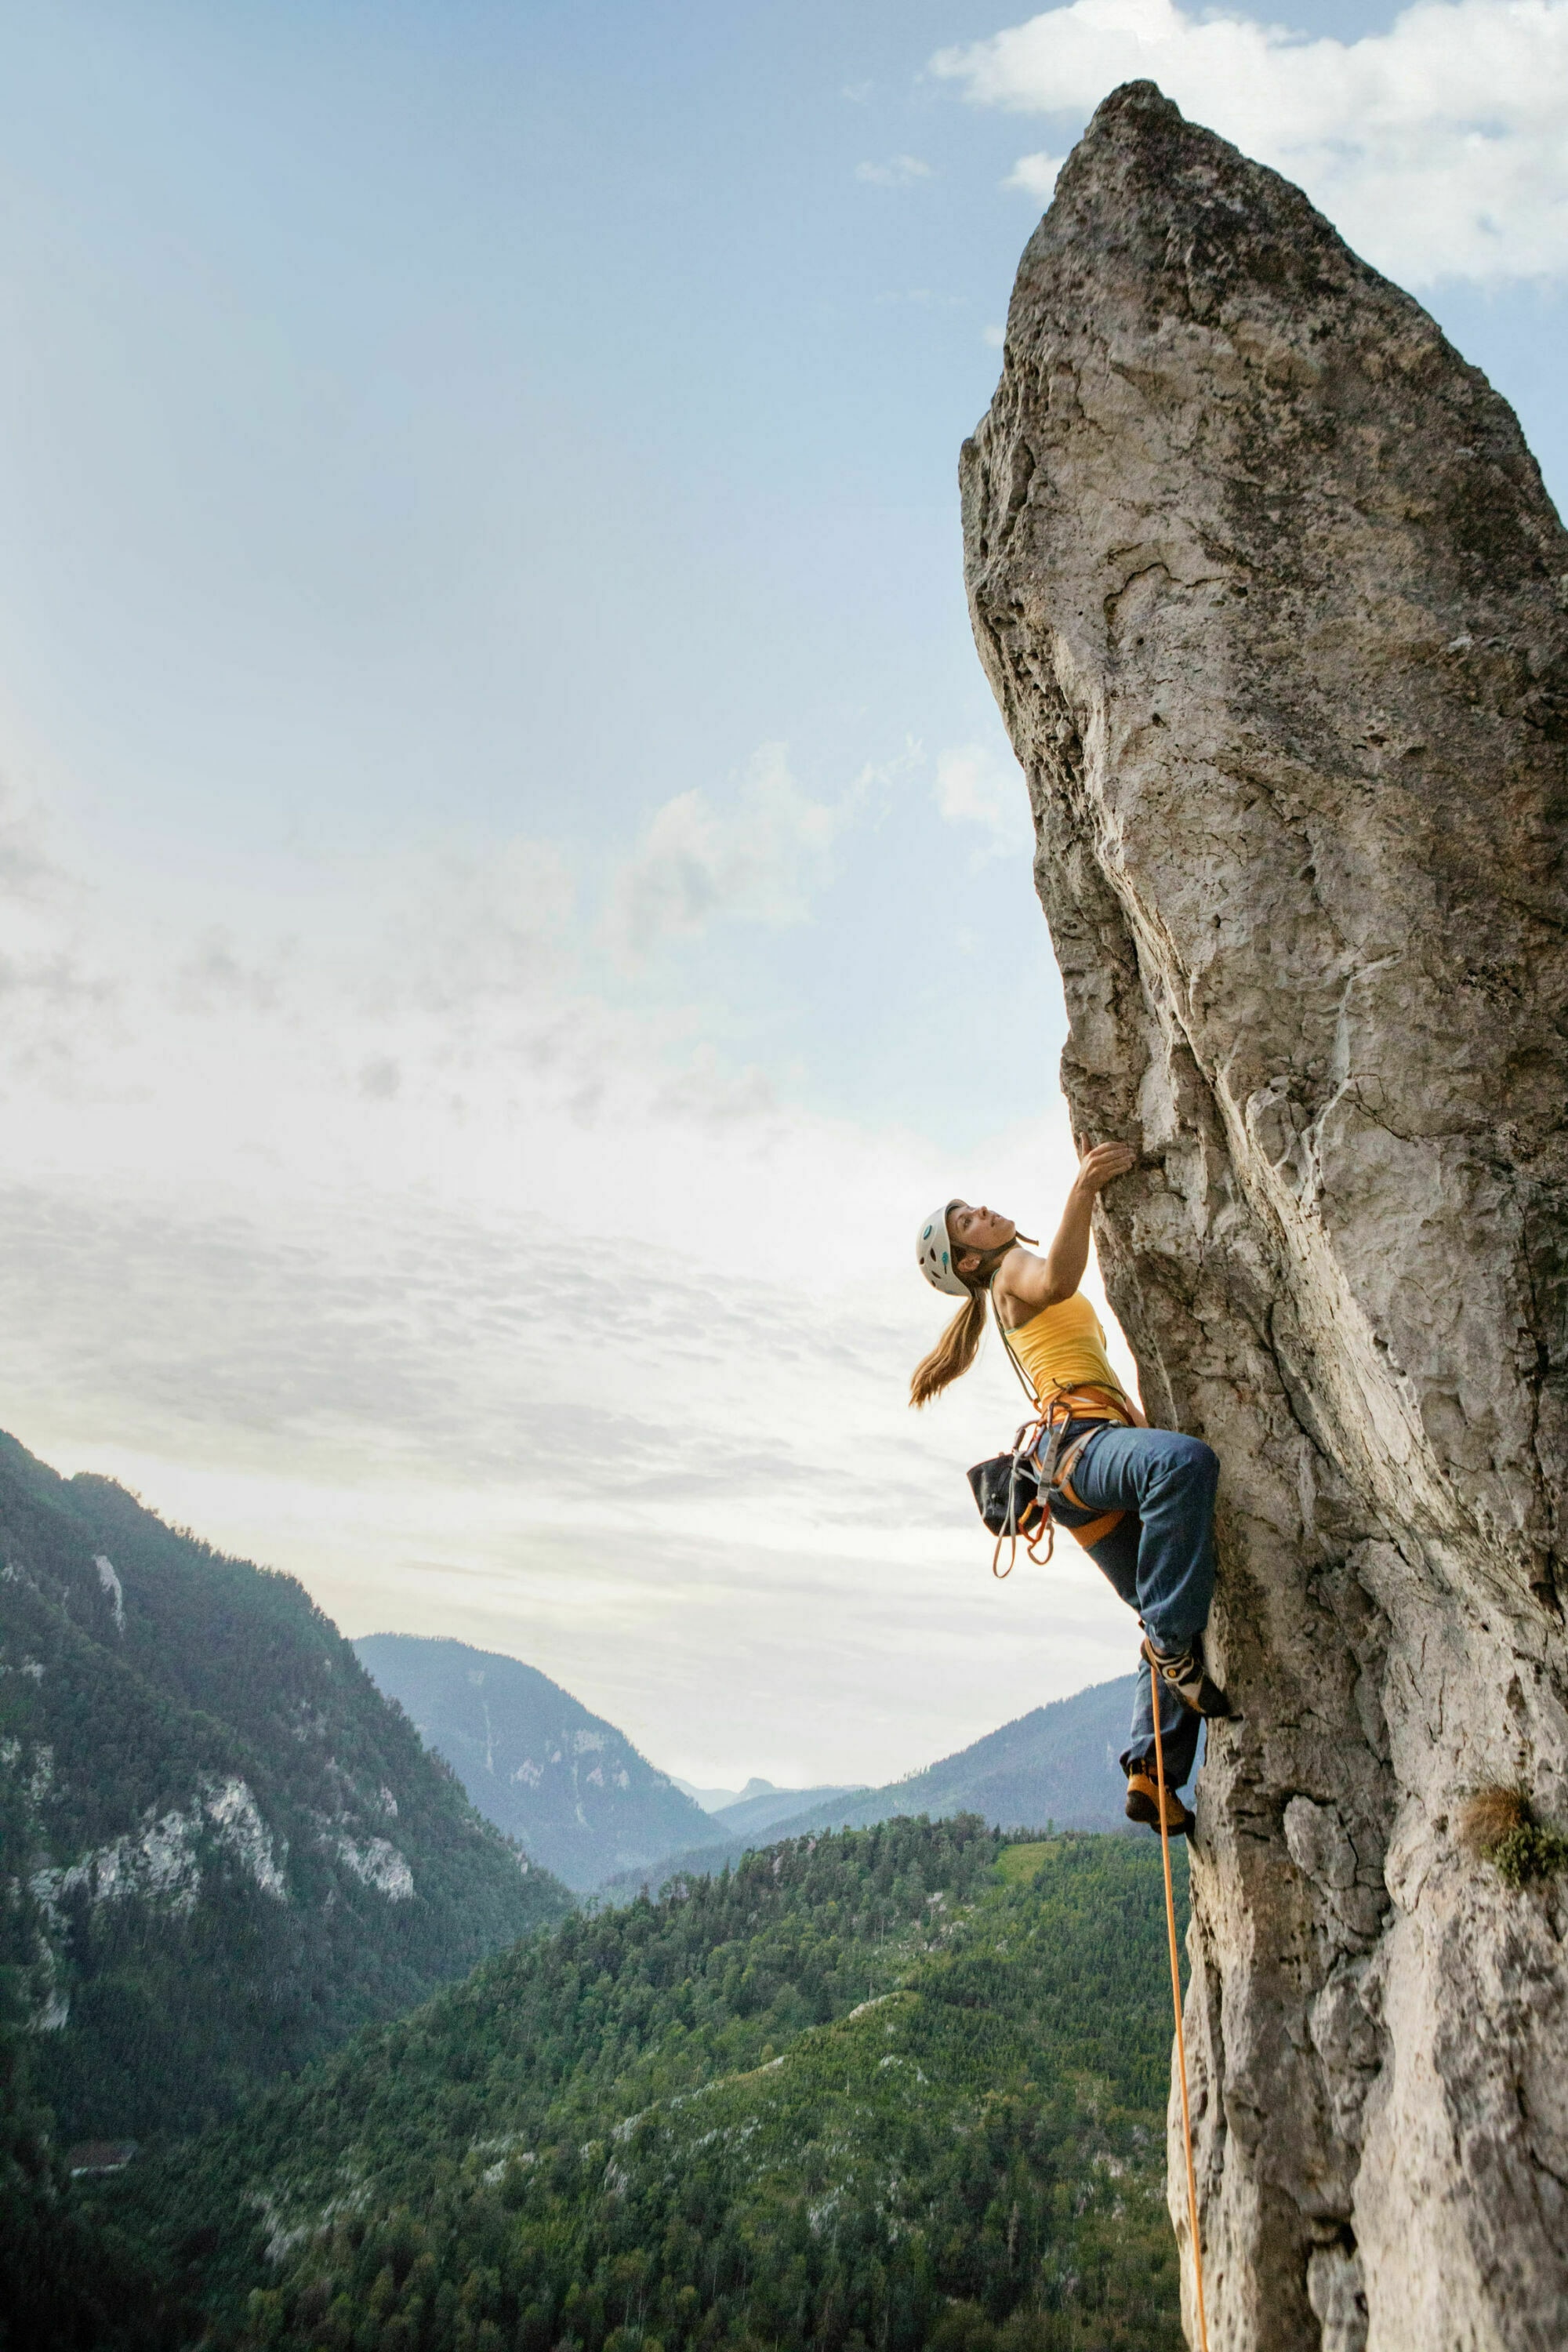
961, 82, 1568, 2352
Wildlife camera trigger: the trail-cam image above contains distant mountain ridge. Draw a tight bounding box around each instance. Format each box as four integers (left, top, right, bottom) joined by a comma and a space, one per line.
673, 1774, 769, 1812
706, 1779, 869, 1837
354, 1634, 713, 1891
673, 1775, 866, 1826
0, 1432, 572, 2142
602, 1674, 1140, 1896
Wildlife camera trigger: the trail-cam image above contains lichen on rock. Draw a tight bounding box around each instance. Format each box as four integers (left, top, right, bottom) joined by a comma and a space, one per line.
961, 79, 1568, 2352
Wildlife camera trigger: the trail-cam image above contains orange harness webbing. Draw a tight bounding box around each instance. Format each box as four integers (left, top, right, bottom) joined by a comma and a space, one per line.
1022, 1382, 1133, 1563
990, 1383, 1132, 1578
1050, 1384, 1133, 1548
1147, 1640, 1212, 2352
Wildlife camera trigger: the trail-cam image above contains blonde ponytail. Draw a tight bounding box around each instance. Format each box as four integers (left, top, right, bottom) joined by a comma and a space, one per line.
909, 1284, 990, 1409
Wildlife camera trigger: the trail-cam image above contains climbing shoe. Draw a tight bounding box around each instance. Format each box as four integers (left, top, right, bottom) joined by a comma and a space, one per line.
1125, 1762, 1195, 1837
1142, 1633, 1235, 1719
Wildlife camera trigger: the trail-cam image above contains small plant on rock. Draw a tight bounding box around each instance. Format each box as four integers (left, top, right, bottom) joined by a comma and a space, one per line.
1458, 1786, 1568, 1889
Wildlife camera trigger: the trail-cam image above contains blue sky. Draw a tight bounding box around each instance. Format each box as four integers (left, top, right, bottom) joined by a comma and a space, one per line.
3, 0, 1566, 1785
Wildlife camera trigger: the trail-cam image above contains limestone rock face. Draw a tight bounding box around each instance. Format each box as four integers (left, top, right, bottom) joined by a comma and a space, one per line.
961, 82, 1568, 2352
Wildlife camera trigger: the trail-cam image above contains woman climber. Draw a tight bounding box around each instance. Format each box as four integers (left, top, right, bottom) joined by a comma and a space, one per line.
911, 1142, 1232, 1836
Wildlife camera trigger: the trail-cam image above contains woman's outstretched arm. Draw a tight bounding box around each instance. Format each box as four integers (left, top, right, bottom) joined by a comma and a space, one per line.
1001, 1141, 1136, 1313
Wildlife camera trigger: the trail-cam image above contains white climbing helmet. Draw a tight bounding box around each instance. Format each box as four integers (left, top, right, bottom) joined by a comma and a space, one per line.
916, 1203, 971, 1298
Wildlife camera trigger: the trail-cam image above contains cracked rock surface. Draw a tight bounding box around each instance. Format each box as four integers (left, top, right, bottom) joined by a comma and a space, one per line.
961, 81, 1568, 2352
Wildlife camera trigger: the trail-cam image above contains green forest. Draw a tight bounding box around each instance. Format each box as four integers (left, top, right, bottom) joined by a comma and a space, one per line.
75, 1817, 1187, 2352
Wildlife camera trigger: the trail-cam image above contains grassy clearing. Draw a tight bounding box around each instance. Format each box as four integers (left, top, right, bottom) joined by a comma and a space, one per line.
993, 1842, 1054, 1886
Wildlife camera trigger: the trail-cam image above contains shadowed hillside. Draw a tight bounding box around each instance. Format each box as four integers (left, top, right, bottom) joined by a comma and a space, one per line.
354, 1634, 713, 1891
0, 1432, 572, 2145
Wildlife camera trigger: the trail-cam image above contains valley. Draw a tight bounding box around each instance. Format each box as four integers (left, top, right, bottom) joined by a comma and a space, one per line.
2, 1431, 1181, 2351
96, 1818, 1185, 2351
351, 1633, 1144, 1903
601, 1679, 1144, 1899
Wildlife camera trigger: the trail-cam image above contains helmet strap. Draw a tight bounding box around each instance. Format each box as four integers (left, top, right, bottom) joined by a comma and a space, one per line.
960, 1232, 1038, 1283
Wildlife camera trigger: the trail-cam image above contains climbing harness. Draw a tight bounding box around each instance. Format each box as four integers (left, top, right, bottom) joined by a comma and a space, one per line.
966, 1294, 1133, 1575
1148, 1638, 1212, 2352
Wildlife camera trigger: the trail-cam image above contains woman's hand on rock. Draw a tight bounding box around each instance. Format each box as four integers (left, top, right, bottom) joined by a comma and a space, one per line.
1074, 1139, 1136, 1196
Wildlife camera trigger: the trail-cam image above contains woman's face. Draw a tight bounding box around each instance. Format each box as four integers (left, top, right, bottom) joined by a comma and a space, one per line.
948, 1200, 1016, 1271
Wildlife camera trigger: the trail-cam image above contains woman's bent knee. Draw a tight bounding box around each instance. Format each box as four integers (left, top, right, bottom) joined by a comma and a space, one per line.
1162, 1435, 1218, 1488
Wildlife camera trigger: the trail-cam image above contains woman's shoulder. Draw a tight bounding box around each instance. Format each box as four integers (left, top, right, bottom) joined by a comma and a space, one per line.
1004, 1285, 1092, 1336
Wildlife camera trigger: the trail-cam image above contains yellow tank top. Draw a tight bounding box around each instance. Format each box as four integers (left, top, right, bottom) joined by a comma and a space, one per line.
1004, 1291, 1128, 1413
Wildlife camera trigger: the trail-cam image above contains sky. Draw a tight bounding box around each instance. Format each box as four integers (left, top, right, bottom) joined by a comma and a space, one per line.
3, 0, 1567, 1789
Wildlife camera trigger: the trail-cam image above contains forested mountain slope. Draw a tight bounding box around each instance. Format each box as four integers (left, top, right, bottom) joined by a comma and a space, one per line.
354, 1634, 712, 1891
105, 1818, 1185, 2352
605, 1677, 1141, 1896
0, 1432, 572, 2142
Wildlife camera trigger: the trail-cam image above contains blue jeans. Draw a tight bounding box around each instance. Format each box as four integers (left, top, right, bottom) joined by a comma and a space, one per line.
1041, 1421, 1218, 1789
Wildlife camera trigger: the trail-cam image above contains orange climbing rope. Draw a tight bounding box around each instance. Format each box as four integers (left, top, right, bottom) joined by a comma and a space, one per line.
1149, 1648, 1212, 2352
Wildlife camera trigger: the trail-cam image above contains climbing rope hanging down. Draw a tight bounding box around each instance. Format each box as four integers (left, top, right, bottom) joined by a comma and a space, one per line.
1148, 1640, 1212, 2352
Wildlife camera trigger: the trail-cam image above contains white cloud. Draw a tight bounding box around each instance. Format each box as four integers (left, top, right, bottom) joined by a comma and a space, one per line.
934, 743, 1033, 861
933, 0, 1568, 285
982, 323, 1007, 347
0, 781, 119, 1061
604, 743, 848, 964
649, 1044, 777, 1127
171, 927, 286, 1016
855, 154, 935, 186
0, 778, 64, 901
388, 837, 576, 1014
1004, 151, 1065, 199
